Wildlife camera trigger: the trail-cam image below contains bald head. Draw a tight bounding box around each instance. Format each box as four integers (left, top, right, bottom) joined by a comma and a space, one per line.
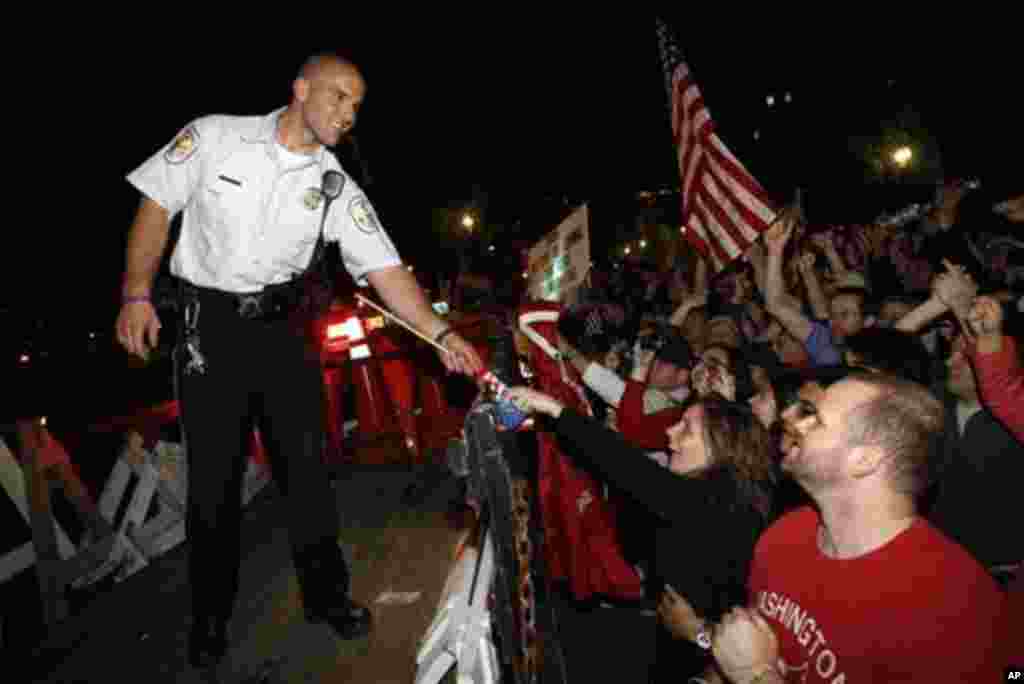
286, 52, 366, 150
298, 53, 360, 83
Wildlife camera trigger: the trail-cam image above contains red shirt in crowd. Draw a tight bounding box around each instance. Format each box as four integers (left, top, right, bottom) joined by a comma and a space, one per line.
968, 334, 1024, 445
615, 379, 686, 452
747, 506, 1011, 682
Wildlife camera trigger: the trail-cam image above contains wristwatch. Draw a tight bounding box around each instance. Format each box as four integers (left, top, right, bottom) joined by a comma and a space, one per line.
694, 622, 712, 650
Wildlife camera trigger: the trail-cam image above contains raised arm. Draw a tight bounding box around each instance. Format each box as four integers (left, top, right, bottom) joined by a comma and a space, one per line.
694, 253, 709, 297
811, 232, 849, 282
556, 332, 627, 407
367, 266, 483, 376
796, 251, 829, 321
668, 256, 709, 328
762, 210, 813, 344
896, 260, 976, 334
670, 292, 709, 328
965, 295, 1024, 443
506, 387, 715, 522
745, 241, 767, 298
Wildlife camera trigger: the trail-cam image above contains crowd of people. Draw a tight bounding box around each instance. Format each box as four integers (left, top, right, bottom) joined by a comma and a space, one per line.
499, 186, 1023, 683
104, 43, 1020, 679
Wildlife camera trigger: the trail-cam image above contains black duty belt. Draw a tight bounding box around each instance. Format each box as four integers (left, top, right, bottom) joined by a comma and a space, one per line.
181, 278, 308, 322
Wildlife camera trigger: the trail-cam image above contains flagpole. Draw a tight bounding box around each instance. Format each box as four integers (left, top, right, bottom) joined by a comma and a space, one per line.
355, 294, 450, 355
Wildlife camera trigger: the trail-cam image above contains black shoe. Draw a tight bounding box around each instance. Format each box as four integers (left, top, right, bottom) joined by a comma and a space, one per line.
305, 596, 372, 640
188, 615, 228, 669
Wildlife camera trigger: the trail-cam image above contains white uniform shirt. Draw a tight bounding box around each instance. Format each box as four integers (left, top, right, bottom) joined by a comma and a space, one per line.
126, 108, 402, 293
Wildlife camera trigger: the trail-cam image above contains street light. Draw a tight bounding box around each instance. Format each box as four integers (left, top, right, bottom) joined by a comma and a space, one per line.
892, 146, 913, 168
462, 213, 475, 230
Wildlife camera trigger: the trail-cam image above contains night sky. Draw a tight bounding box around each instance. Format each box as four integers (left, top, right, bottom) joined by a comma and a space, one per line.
13, 17, 1018, 331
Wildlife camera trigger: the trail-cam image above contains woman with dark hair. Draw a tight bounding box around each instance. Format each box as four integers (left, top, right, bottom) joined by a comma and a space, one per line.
505, 387, 778, 682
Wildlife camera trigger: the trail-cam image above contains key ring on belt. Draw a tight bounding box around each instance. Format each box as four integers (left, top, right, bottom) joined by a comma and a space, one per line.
184, 298, 201, 334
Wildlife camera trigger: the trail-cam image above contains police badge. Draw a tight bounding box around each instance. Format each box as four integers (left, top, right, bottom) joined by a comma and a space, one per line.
303, 187, 323, 211
164, 125, 199, 164
349, 195, 380, 234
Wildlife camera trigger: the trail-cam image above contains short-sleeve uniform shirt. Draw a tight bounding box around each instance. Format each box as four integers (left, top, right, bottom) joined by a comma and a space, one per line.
126, 108, 402, 293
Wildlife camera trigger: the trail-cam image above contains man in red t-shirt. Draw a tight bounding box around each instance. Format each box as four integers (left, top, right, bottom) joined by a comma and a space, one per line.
688, 374, 1011, 683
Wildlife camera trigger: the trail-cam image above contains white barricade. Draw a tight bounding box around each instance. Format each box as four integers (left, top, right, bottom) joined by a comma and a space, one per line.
0, 425, 274, 631
415, 530, 500, 684
94, 432, 272, 572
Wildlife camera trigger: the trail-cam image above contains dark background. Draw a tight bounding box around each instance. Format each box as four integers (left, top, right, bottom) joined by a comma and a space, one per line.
5, 15, 1020, 352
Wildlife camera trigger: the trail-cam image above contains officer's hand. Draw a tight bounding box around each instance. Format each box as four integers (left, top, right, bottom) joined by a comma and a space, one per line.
116, 301, 161, 360
439, 331, 484, 377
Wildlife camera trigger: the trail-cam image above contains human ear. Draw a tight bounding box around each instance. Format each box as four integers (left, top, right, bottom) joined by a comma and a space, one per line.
849, 444, 885, 480
294, 78, 310, 103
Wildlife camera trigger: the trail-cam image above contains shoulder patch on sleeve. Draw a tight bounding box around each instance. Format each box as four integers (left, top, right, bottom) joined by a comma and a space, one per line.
348, 195, 381, 234
164, 124, 200, 165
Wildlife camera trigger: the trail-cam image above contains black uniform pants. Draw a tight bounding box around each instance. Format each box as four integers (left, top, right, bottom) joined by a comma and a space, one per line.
175, 287, 344, 623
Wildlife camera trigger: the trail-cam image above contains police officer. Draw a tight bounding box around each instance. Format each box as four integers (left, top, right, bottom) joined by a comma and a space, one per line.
115, 52, 483, 669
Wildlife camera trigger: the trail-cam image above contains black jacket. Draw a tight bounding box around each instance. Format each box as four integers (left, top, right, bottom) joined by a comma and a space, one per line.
927, 392, 1024, 568
552, 409, 770, 680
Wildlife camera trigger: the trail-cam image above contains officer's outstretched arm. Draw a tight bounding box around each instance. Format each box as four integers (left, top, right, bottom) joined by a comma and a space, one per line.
366, 265, 483, 376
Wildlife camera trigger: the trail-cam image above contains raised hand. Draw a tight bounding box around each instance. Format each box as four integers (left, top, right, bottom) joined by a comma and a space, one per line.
633, 347, 657, 377
763, 207, 799, 254
967, 295, 1004, 340
712, 606, 780, 684
658, 585, 703, 642
796, 251, 817, 274
711, 370, 737, 402
933, 259, 978, 318
809, 232, 833, 253
505, 387, 565, 418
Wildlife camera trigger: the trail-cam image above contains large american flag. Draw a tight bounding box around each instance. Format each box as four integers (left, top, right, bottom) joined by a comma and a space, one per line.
656, 19, 778, 272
